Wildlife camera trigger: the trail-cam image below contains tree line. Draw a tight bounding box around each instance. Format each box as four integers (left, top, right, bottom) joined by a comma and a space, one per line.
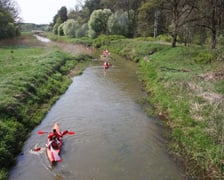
1, 0, 224, 49
50, 0, 224, 49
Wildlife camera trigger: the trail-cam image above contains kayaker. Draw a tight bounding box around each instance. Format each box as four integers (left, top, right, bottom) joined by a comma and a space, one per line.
46, 136, 60, 149
48, 129, 62, 141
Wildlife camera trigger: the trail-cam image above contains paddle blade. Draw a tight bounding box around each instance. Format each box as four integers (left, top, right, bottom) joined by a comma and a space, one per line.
62, 130, 75, 136
50, 146, 62, 162
67, 131, 75, 135
33, 147, 41, 151
37, 131, 48, 135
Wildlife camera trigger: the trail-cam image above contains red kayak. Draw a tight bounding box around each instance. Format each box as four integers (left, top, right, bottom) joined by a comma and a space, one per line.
36, 124, 75, 164
46, 122, 63, 164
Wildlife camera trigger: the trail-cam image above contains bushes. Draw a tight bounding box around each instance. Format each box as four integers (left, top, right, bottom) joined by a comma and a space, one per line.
194, 52, 214, 64
93, 34, 126, 48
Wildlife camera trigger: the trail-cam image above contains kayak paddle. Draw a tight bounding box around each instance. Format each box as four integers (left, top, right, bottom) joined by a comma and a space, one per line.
37, 130, 75, 135
33, 147, 42, 151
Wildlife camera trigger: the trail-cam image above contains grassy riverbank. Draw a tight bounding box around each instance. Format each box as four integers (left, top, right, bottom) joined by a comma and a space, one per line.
104, 39, 224, 179
2, 33, 223, 179
0, 34, 92, 179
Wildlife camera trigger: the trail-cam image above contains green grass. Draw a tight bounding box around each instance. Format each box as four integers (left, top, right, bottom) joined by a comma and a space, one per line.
102, 39, 224, 178
45, 32, 93, 46
0, 35, 92, 179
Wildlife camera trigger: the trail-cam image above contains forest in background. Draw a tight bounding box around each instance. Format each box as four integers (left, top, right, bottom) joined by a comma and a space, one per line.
1, 0, 224, 49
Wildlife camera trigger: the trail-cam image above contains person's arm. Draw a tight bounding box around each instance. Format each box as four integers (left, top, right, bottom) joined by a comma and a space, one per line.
46, 140, 53, 148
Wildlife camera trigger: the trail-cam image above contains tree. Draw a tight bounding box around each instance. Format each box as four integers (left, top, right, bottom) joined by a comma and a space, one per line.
195, 0, 224, 49
58, 6, 68, 22
0, 0, 20, 39
108, 10, 134, 37
137, 1, 158, 37
52, 6, 68, 26
76, 23, 89, 37
63, 19, 80, 38
83, 0, 103, 16
88, 9, 112, 38
159, 0, 197, 47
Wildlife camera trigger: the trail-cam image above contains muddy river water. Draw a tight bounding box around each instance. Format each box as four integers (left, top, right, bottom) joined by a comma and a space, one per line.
9, 53, 185, 179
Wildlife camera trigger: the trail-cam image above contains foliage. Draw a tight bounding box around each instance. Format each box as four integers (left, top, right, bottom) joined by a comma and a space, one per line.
53, 23, 60, 35
58, 23, 64, 36
0, 0, 20, 39
45, 32, 93, 47
88, 9, 112, 38
53, 6, 68, 26
63, 19, 80, 38
156, 34, 172, 42
0, 168, 7, 180
136, 0, 157, 37
194, 52, 214, 64
107, 10, 134, 37
92, 34, 126, 48
76, 23, 89, 38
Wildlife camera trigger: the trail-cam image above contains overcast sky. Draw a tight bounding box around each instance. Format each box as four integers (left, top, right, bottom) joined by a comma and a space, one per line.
16, 0, 83, 24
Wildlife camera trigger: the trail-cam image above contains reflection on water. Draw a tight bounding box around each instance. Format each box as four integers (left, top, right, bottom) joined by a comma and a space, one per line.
34, 35, 51, 43
9, 58, 184, 180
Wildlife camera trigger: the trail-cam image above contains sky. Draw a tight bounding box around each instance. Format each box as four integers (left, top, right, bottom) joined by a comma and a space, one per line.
15, 0, 83, 24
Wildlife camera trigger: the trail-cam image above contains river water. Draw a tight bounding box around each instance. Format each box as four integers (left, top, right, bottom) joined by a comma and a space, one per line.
9, 57, 184, 180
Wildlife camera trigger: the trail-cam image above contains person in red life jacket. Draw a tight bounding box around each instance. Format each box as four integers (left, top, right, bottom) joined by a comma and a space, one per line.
48, 129, 62, 140
46, 136, 59, 149
102, 49, 110, 57
47, 129, 62, 147
103, 61, 109, 71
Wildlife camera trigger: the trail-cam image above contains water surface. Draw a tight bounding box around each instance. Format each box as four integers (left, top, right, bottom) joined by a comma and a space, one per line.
9, 59, 184, 180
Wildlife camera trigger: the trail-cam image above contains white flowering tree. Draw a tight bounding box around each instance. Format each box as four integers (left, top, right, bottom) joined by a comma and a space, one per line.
88, 9, 112, 38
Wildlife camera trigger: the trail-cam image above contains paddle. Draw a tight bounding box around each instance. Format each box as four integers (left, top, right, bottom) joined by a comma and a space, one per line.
37, 130, 75, 135
33, 147, 42, 151
34, 130, 75, 152
50, 146, 62, 162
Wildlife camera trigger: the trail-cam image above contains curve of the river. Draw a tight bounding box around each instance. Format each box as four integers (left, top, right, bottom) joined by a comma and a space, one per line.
9, 57, 184, 180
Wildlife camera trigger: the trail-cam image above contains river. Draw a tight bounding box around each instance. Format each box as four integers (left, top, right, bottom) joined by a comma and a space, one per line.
9, 54, 184, 179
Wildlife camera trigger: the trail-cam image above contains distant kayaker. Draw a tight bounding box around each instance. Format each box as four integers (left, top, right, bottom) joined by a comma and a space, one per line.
102, 49, 110, 58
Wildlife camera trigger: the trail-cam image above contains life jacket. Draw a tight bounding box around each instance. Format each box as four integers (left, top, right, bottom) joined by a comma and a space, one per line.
51, 140, 59, 149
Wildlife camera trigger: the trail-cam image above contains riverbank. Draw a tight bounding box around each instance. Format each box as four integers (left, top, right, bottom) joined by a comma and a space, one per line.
101, 38, 224, 179
0, 34, 93, 179
2, 33, 224, 179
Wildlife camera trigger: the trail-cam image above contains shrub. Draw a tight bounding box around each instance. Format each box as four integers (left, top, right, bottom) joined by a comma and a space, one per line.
194, 52, 213, 64
63, 19, 80, 38
58, 23, 64, 36
93, 34, 126, 48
